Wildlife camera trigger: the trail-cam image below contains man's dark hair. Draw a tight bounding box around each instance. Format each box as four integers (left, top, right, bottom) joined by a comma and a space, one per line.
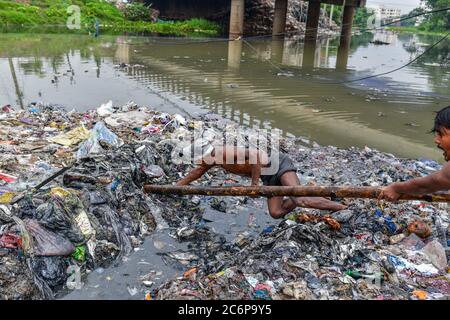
432, 106, 450, 133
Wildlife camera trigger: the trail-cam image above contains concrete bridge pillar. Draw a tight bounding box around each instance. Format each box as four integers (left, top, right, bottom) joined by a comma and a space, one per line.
303, 1, 321, 67
229, 0, 245, 40
336, 4, 356, 70
273, 0, 288, 37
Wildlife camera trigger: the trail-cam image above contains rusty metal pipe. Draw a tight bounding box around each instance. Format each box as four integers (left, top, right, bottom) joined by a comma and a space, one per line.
144, 185, 450, 202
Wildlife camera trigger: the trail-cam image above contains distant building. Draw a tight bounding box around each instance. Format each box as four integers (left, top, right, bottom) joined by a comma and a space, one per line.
379, 6, 402, 20
368, 4, 402, 25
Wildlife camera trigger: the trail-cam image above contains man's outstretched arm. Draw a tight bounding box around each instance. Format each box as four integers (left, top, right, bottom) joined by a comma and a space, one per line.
250, 150, 261, 186
380, 162, 450, 201
176, 165, 212, 186
247, 149, 268, 186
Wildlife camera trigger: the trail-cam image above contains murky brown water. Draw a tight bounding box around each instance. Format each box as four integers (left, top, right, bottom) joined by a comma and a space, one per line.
0, 32, 449, 161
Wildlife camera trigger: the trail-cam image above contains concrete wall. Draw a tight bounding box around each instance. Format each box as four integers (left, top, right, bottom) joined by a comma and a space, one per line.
147, 0, 231, 20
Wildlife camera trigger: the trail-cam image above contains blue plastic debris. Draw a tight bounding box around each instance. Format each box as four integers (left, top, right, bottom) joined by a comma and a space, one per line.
253, 289, 271, 300
375, 209, 398, 234
110, 178, 121, 191
263, 226, 274, 234
387, 255, 406, 269
384, 216, 398, 234
200, 196, 214, 203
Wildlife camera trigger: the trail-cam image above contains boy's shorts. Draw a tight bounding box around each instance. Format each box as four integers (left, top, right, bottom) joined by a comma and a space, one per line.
260, 153, 297, 186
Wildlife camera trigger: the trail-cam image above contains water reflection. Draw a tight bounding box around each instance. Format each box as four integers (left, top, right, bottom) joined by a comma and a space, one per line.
115, 37, 130, 65
8, 57, 24, 109
244, 33, 375, 69
228, 40, 242, 71
270, 38, 284, 65
0, 32, 449, 161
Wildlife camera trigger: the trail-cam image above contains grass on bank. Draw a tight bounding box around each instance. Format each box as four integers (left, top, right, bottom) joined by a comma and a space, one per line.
0, 0, 220, 36
387, 26, 447, 37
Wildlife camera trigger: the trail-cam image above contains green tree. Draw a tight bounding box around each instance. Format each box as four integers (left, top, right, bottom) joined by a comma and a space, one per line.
401, 7, 426, 26
324, 5, 342, 25
354, 7, 377, 28
123, 2, 152, 22
420, 0, 450, 31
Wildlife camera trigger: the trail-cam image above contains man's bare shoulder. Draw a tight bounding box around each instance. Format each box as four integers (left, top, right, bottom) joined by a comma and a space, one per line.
440, 161, 450, 178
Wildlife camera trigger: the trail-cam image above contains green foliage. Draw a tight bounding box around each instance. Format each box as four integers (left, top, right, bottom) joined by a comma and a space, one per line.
123, 2, 151, 22
0, 0, 220, 36
387, 26, 447, 36
83, 1, 125, 22
400, 7, 425, 27
324, 5, 342, 25
107, 18, 220, 36
179, 18, 219, 32
353, 8, 375, 28
419, 0, 450, 32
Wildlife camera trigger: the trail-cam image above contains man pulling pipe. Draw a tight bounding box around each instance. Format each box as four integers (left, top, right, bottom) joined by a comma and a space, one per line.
380, 106, 450, 201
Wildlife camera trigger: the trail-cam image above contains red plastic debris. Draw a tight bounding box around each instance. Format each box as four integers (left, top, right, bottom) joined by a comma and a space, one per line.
0, 233, 22, 249
0, 172, 18, 183
1, 105, 13, 113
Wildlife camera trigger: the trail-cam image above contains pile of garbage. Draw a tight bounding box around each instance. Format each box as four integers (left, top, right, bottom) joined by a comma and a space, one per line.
0, 101, 177, 299
0, 101, 449, 300
154, 141, 450, 300
243, 0, 339, 36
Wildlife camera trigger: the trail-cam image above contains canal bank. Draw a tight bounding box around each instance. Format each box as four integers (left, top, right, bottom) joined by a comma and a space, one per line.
0, 0, 220, 36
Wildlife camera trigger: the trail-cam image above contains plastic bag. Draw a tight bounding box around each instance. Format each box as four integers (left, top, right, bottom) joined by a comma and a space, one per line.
422, 240, 448, 271
142, 164, 165, 178
76, 122, 123, 160
172, 114, 187, 128
24, 219, 75, 256
105, 110, 150, 128
97, 100, 114, 117
0, 172, 17, 183
71, 246, 86, 262
74, 209, 95, 239
34, 201, 85, 245
47, 126, 91, 147
30, 256, 68, 288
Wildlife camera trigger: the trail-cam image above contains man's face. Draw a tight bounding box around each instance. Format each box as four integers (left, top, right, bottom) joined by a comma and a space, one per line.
434, 127, 450, 161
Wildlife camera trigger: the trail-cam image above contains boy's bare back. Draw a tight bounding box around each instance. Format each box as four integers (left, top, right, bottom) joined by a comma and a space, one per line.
176, 146, 269, 186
